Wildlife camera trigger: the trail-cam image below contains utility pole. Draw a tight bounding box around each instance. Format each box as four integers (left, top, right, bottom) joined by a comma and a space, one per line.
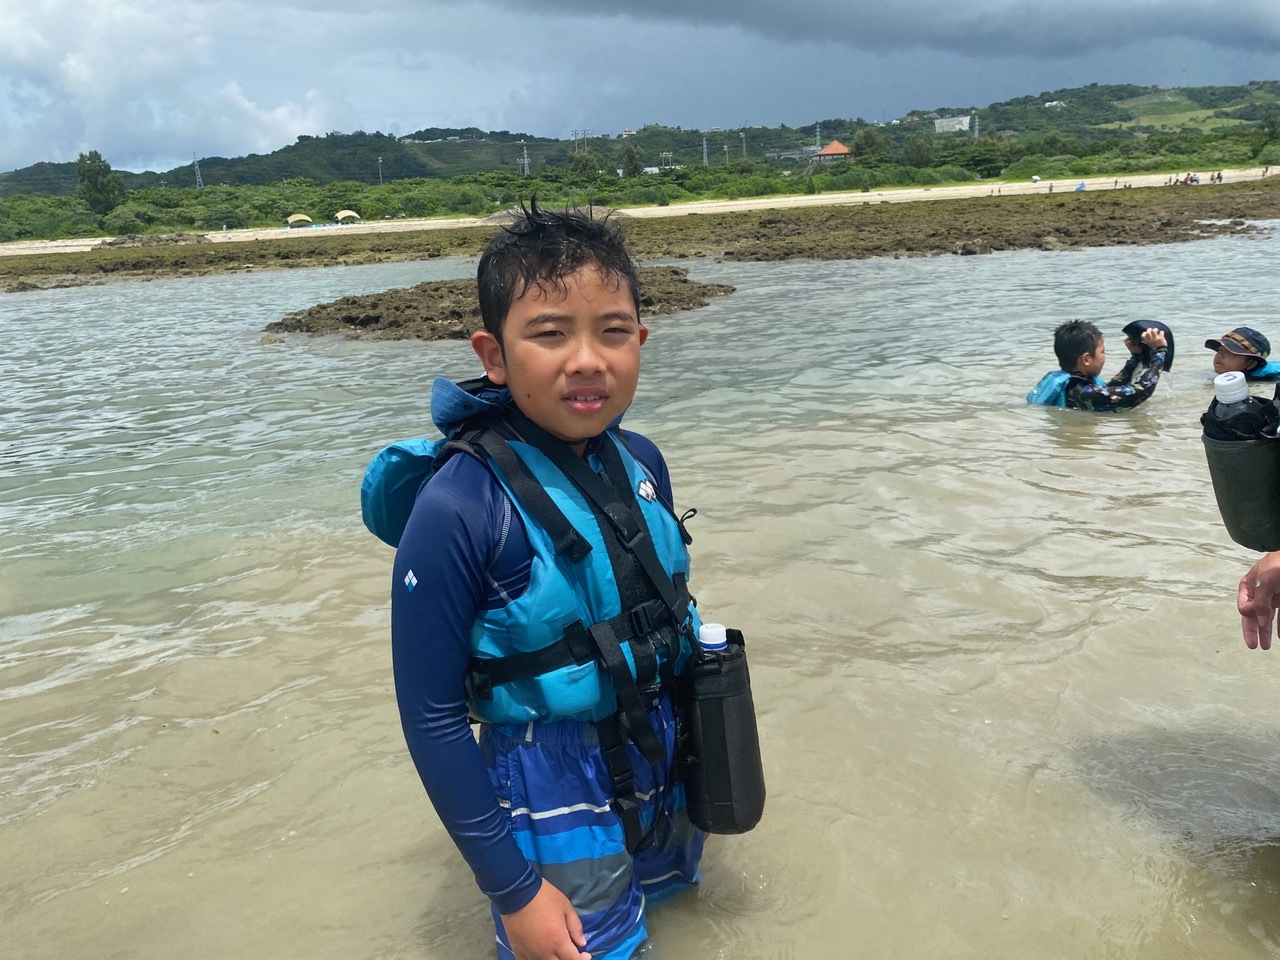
740, 131, 746, 159
702, 137, 708, 166
723, 144, 729, 166
972, 115, 979, 138
377, 156, 383, 185
193, 155, 203, 189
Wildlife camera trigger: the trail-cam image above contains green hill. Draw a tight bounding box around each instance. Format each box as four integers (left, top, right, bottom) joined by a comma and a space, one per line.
2, 81, 1278, 201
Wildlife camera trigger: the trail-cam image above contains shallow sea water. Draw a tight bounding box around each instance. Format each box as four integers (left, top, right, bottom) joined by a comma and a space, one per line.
5, 229, 1280, 958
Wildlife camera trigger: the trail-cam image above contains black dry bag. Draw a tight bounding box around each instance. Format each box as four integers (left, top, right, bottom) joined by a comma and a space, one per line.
1201, 381, 1280, 552
681, 626, 766, 834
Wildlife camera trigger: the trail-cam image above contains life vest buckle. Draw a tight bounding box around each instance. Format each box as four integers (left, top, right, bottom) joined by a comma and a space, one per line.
628, 599, 665, 639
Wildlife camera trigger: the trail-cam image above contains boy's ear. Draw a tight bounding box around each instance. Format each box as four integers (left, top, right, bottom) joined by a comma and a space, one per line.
471, 330, 507, 385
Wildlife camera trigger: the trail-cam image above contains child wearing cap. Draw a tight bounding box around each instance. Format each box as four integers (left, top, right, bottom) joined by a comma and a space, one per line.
1207, 327, 1280, 382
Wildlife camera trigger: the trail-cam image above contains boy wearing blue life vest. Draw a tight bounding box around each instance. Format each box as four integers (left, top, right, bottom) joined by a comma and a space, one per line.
1027, 319, 1168, 411
387, 203, 704, 960
1206, 327, 1280, 382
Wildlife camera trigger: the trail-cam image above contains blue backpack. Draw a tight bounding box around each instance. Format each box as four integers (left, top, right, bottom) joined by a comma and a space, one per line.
1026, 370, 1072, 407
1026, 370, 1104, 407
360, 437, 452, 547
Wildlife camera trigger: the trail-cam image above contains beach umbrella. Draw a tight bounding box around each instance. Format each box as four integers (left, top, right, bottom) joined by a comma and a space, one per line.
286, 214, 313, 226
334, 209, 361, 221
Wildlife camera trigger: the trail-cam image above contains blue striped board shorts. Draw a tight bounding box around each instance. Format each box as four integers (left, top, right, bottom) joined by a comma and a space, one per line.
479, 693, 704, 960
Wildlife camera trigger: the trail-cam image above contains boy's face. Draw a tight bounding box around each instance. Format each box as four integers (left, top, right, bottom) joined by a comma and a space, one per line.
1213, 346, 1252, 375
471, 266, 647, 454
1077, 336, 1106, 378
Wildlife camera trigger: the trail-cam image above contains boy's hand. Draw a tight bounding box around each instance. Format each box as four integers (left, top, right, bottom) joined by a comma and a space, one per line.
1140, 328, 1167, 349
502, 880, 591, 960
1238, 552, 1280, 650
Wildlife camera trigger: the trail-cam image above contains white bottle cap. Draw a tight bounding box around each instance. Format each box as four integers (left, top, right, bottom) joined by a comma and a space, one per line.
1214, 371, 1249, 404
698, 623, 728, 650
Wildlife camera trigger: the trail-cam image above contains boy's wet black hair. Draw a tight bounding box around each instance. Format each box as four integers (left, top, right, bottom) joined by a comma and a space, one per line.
1054, 320, 1103, 371
476, 199, 641, 343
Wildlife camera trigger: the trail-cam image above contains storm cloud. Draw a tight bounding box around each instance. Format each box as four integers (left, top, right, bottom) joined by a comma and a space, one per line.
1, 0, 1277, 173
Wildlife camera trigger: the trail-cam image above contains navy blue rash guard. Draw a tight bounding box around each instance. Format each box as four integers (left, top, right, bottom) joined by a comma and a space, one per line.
390, 428, 674, 916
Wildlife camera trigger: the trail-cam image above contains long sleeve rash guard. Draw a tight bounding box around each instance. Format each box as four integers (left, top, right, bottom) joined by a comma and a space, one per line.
389, 429, 673, 915
1066, 347, 1168, 412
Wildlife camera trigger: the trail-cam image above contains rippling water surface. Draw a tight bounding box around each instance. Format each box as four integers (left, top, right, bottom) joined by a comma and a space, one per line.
5, 232, 1280, 959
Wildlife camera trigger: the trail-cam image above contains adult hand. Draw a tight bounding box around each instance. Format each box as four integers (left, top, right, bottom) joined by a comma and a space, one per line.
1237, 551, 1280, 649
501, 879, 591, 960
1140, 328, 1168, 349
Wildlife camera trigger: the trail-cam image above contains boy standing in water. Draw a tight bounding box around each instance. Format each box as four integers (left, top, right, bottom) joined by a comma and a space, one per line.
388, 204, 703, 960
1027, 320, 1169, 410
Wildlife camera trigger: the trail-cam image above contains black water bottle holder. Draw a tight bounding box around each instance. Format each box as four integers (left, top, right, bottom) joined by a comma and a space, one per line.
1202, 386, 1280, 552
677, 627, 766, 835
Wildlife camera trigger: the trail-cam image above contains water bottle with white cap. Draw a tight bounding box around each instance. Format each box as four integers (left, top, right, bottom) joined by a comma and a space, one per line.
1204, 371, 1275, 440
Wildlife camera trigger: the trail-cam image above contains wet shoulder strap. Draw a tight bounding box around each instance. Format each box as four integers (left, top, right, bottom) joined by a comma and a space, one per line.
464, 426, 593, 564
508, 413, 691, 623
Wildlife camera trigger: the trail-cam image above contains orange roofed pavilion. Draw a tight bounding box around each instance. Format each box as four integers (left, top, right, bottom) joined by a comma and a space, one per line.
813, 139, 851, 162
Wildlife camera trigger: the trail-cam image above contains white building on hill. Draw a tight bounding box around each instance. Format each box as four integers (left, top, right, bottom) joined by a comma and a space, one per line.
934, 115, 972, 134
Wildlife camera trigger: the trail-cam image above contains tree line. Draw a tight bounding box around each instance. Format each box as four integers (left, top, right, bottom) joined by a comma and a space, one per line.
3, 83, 1279, 243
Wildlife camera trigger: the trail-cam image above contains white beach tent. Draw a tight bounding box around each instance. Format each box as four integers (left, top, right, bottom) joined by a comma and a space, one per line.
334, 209, 362, 221
286, 214, 313, 227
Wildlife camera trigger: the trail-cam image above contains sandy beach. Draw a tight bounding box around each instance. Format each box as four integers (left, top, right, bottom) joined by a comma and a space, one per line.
1, 167, 1270, 260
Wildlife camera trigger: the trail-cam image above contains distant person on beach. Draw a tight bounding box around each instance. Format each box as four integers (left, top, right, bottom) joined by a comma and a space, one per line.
1027, 320, 1169, 410
1206, 326, 1280, 381
384, 202, 709, 960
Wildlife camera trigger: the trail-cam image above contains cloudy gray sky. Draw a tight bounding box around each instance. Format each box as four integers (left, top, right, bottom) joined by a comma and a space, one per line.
2, 0, 1279, 173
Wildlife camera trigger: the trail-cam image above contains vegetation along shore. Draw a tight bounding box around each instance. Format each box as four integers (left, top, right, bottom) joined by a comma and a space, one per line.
5, 79, 1280, 331
5, 175, 1280, 341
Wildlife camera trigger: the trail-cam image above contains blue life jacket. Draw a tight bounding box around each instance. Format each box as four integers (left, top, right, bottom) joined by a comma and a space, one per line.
1247, 360, 1280, 382
1026, 370, 1104, 407
362, 377, 699, 726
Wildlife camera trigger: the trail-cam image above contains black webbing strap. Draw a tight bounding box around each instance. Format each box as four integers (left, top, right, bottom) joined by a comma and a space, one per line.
595, 714, 645, 853
585, 618, 666, 766
465, 599, 669, 700
465, 428, 593, 564
509, 414, 692, 625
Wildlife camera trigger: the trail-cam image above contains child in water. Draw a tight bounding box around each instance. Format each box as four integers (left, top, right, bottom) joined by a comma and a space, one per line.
388, 202, 706, 960
1206, 326, 1280, 382
1027, 320, 1169, 410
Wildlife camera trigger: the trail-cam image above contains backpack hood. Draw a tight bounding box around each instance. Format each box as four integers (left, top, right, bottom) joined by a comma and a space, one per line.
430, 374, 630, 436
430, 376, 512, 435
